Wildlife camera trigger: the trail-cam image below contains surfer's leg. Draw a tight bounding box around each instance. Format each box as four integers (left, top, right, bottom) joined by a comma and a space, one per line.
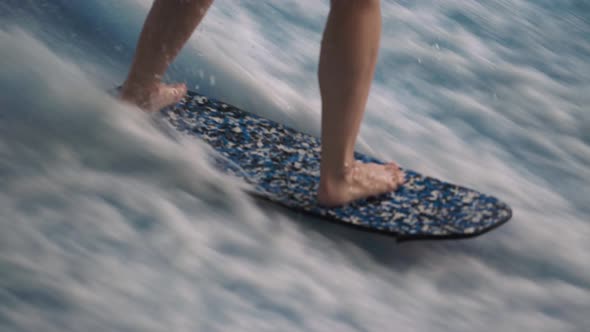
317, 0, 404, 206
120, 0, 213, 111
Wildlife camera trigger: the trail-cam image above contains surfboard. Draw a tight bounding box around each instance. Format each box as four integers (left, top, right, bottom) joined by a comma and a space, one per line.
162, 90, 512, 241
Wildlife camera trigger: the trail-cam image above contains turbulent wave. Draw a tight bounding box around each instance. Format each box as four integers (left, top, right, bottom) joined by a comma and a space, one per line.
0, 1, 589, 331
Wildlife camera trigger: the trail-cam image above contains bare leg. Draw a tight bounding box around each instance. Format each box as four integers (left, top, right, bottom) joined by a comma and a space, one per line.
317, 0, 404, 206
121, 0, 403, 206
120, 0, 213, 111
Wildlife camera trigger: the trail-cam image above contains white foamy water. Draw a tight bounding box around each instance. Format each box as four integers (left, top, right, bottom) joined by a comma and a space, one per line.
1, 1, 589, 331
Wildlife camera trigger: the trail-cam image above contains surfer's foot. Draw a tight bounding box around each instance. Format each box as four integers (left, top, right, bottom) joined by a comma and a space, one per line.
318, 161, 405, 207
120, 82, 187, 112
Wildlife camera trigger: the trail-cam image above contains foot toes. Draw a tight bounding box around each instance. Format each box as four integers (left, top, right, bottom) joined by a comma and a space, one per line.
395, 169, 405, 185
165, 83, 187, 97
384, 162, 398, 172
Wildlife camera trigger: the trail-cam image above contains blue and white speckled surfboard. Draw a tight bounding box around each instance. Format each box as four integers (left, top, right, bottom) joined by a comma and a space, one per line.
163, 90, 511, 241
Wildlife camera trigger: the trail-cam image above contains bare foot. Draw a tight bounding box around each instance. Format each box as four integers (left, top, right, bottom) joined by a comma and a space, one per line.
318, 161, 405, 207
120, 82, 187, 112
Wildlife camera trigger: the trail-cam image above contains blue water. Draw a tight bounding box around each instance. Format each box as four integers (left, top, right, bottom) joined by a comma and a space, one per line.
1, 1, 589, 331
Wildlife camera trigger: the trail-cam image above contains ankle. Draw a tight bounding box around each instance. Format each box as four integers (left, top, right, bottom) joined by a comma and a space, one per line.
320, 161, 349, 185
319, 161, 356, 196
122, 81, 152, 96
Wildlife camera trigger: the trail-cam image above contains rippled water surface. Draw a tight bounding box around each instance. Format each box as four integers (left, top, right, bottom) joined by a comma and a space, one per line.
1, 1, 589, 331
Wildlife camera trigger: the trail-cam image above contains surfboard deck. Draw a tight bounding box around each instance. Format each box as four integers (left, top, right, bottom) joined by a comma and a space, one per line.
162, 90, 511, 241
